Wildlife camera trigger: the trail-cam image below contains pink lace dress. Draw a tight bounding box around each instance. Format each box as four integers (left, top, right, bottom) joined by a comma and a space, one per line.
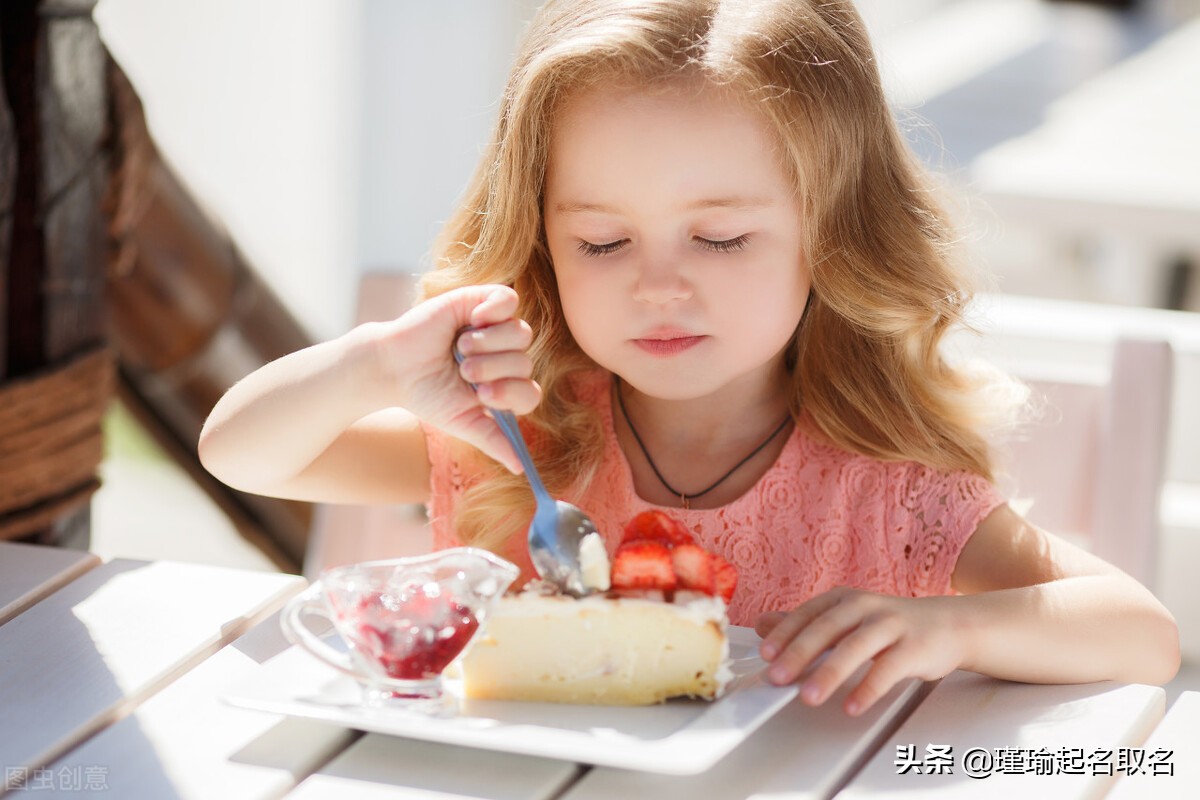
424, 371, 1005, 627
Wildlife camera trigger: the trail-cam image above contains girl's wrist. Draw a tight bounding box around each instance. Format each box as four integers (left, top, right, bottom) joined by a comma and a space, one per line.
338, 321, 407, 415
942, 593, 985, 674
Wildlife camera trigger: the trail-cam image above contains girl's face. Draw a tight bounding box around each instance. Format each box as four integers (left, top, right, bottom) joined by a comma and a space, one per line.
543, 80, 810, 402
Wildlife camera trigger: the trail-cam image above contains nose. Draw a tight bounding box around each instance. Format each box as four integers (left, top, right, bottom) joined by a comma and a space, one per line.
632, 257, 692, 305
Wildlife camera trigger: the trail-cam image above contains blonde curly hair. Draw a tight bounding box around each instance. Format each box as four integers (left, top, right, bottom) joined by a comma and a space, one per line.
420, 0, 1020, 552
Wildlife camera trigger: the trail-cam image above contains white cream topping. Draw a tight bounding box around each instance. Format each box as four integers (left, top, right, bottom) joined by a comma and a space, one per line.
495, 590, 726, 624
578, 532, 611, 592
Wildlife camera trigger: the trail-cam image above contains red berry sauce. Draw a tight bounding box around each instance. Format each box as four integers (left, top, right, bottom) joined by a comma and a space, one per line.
335, 585, 480, 681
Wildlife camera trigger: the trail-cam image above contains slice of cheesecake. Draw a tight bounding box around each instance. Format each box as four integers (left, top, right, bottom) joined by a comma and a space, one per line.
459, 589, 731, 705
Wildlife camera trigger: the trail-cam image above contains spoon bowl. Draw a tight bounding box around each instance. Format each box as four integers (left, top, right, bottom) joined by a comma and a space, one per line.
534, 502, 598, 596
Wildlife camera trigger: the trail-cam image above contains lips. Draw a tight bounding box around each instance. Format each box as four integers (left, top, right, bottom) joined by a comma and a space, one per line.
632, 329, 707, 356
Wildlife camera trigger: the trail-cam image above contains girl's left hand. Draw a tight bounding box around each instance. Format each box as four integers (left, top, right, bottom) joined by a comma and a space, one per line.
755, 587, 967, 716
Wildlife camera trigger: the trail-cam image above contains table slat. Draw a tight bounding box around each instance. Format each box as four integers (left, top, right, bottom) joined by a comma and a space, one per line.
561, 675, 930, 800
287, 734, 582, 800
0, 559, 304, 783
837, 671, 1165, 799
38, 610, 358, 800
1108, 690, 1199, 799
0, 542, 99, 625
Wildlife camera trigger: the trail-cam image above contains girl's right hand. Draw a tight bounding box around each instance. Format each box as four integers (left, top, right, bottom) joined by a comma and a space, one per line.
379, 284, 539, 474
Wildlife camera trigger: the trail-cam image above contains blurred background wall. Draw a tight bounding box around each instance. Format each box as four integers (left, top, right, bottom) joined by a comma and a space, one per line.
94, 0, 542, 342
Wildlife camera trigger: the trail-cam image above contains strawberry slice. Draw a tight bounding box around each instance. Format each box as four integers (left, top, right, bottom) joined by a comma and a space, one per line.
611, 540, 677, 593
711, 555, 738, 604
621, 510, 695, 547
670, 543, 715, 594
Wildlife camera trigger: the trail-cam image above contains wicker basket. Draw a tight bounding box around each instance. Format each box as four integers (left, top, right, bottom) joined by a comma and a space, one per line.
0, 347, 113, 541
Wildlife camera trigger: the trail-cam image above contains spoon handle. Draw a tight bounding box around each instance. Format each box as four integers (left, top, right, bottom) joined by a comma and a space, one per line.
488, 408, 552, 502
452, 332, 553, 504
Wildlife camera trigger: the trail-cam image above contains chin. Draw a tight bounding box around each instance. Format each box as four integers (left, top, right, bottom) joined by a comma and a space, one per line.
612, 366, 731, 402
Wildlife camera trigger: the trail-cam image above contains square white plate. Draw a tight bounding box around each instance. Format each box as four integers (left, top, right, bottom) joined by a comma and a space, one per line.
223, 625, 798, 775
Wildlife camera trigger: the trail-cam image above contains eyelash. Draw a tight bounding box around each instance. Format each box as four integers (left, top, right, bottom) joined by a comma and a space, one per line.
576, 235, 750, 257
577, 239, 626, 257
702, 234, 750, 253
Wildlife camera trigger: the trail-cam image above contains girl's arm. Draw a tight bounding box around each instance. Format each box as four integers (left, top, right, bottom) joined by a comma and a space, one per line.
756, 504, 1180, 716
947, 504, 1180, 685
198, 284, 539, 504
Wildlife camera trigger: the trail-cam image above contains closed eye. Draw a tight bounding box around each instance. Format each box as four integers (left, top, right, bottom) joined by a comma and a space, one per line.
697, 234, 750, 253
577, 239, 628, 257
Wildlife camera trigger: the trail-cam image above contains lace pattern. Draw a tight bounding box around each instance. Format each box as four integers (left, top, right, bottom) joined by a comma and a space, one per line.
423, 370, 1005, 627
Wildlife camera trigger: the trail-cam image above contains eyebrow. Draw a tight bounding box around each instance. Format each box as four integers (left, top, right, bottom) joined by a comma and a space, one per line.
552, 196, 776, 214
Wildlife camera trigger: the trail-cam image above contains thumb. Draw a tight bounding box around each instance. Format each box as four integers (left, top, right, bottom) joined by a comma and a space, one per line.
447, 407, 525, 476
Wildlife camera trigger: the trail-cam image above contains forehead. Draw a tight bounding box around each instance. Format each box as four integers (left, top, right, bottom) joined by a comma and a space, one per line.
545, 78, 794, 205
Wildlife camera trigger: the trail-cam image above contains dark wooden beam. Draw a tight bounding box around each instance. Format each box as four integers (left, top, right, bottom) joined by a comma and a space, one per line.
0, 30, 14, 381
1, 0, 47, 378
0, 0, 107, 548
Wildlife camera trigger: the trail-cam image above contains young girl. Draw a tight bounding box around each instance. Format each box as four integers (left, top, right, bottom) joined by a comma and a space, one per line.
199, 0, 1179, 715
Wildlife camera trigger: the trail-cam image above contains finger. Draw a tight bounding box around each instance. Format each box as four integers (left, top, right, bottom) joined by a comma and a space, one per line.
767, 599, 871, 685
455, 319, 533, 357
760, 589, 849, 661
797, 618, 901, 707
457, 351, 534, 386
844, 646, 913, 717
755, 611, 787, 641
476, 378, 542, 416
467, 285, 520, 327
421, 284, 518, 332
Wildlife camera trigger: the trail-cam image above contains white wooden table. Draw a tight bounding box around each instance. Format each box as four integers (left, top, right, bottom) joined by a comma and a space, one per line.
0, 543, 1190, 799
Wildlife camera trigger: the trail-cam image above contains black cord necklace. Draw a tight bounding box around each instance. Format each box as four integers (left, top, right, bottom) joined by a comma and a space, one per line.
615, 379, 792, 510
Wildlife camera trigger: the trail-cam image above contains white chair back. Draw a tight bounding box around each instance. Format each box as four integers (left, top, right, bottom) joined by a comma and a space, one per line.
1002, 339, 1173, 589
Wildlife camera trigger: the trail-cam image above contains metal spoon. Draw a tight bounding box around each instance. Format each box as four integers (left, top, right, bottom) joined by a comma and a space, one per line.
453, 332, 596, 596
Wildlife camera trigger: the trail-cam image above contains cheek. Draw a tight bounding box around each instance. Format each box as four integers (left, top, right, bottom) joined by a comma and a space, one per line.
555, 271, 613, 346
720, 262, 808, 318
719, 271, 809, 351
771, 256, 811, 321
550, 253, 580, 312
